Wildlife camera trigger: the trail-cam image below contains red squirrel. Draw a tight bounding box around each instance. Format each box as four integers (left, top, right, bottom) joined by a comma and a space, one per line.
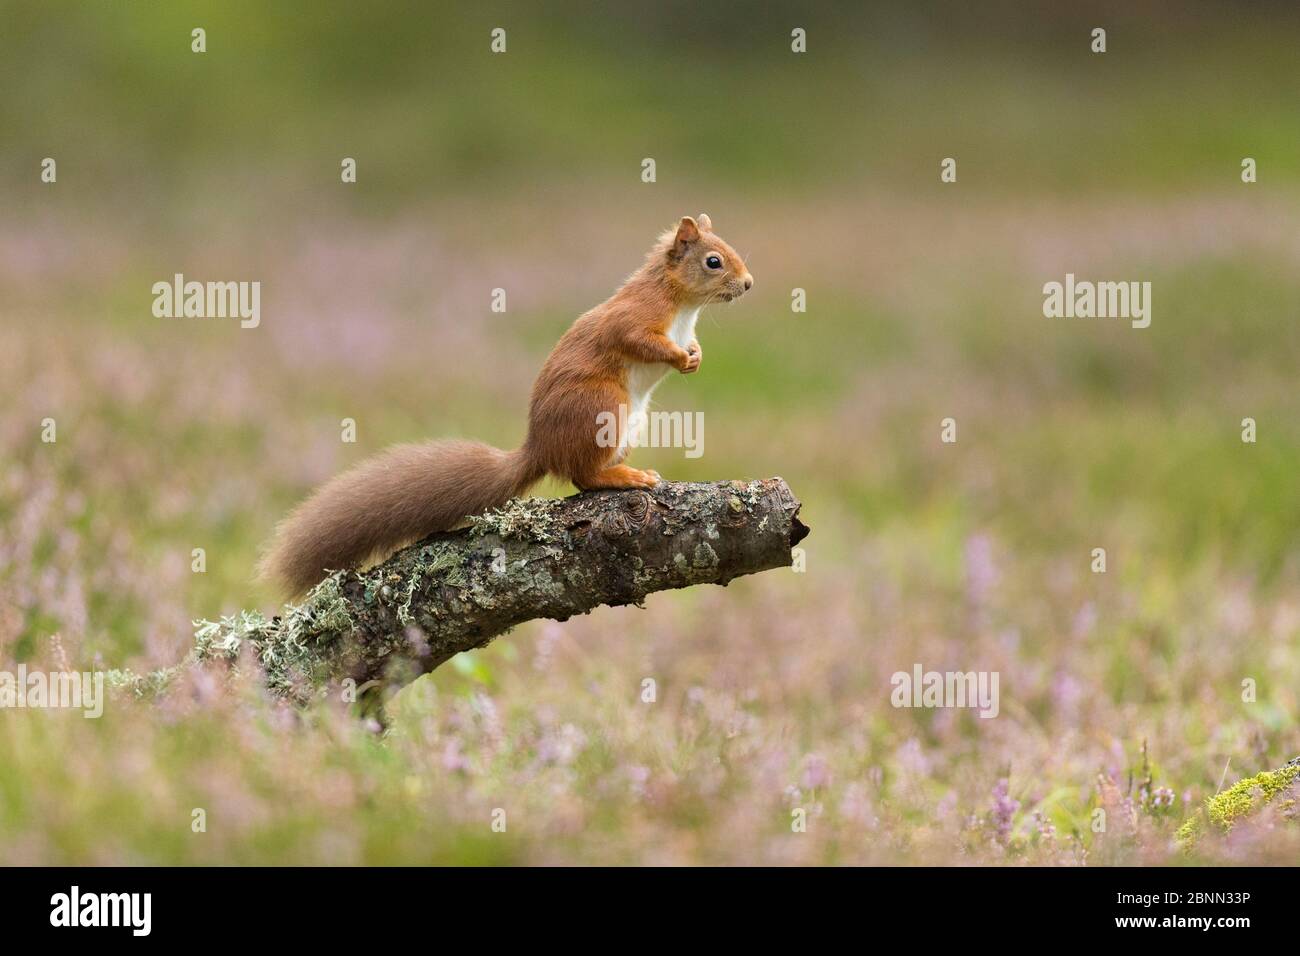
260, 214, 753, 599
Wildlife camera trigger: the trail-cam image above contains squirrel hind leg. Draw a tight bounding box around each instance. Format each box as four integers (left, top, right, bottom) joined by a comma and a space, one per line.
572, 464, 661, 491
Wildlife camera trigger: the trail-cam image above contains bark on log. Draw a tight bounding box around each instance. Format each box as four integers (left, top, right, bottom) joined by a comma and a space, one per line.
114, 479, 807, 709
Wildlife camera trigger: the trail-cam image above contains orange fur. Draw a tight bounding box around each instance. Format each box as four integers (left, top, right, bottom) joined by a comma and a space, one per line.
259, 215, 752, 598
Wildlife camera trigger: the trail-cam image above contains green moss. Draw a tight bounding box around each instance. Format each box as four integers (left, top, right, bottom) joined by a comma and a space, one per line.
1177, 761, 1300, 846
424, 546, 468, 585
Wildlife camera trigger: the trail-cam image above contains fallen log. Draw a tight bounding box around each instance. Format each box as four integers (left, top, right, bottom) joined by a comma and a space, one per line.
111, 479, 807, 710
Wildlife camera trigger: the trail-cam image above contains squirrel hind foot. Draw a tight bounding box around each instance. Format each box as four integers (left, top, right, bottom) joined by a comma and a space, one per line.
574, 465, 661, 491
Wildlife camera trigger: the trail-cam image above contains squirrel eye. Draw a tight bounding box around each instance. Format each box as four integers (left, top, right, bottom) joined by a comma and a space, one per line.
704, 254, 722, 270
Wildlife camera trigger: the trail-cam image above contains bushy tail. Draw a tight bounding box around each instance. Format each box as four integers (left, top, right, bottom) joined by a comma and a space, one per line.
258, 439, 541, 600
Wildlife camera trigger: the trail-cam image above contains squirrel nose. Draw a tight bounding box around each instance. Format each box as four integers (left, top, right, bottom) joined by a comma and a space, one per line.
742, 275, 753, 291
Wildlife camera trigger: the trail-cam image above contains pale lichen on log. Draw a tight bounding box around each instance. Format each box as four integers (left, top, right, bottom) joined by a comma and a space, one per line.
109, 479, 807, 708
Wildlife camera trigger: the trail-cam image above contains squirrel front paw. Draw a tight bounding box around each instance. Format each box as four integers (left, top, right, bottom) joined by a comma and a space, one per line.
679, 342, 702, 374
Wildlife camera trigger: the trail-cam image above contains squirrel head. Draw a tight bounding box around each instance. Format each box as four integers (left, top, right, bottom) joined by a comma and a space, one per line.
659, 214, 753, 306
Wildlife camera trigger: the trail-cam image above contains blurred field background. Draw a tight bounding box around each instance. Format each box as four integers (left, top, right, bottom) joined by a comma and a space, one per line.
2, 1, 1299, 864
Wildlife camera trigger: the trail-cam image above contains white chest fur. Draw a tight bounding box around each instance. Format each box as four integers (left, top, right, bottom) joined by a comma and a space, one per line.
621, 306, 699, 455
664, 305, 700, 351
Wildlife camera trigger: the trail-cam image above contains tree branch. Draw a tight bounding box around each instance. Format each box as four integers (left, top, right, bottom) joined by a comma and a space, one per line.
113, 479, 807, 709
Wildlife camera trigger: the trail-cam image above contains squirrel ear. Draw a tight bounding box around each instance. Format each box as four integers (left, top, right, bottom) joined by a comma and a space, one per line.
696, 213, 712, 232
670, 216, 700, 259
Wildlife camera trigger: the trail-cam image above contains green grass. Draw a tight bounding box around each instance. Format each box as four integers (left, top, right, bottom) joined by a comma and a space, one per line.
1, 2, 1298, 864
